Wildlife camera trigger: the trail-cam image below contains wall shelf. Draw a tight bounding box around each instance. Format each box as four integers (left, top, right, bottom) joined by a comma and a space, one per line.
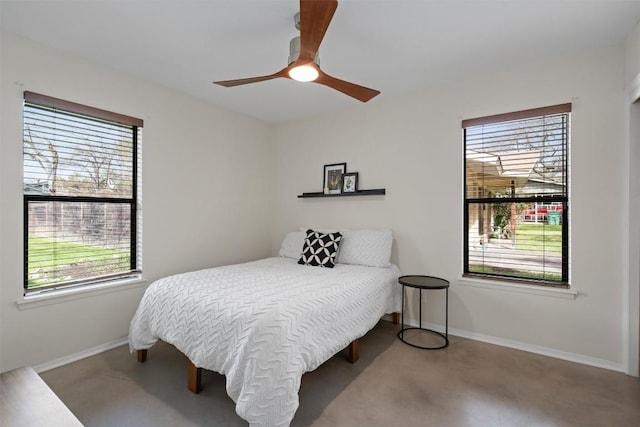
297, 189, 386, 198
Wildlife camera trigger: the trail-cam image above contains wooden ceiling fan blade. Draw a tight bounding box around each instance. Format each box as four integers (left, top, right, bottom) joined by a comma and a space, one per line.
214, 68, 290, 87
315, 71, 380, 102
214, 74, 279, 87
298, 0, 338, 62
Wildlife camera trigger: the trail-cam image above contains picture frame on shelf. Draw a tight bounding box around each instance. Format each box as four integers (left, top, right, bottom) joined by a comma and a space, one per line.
323, 163, 347, 195
342, 172, 358, 193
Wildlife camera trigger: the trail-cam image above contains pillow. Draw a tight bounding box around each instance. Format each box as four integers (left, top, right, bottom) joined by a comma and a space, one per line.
298, 229, 343, 268
278, 231, 306, 259
337, 229, 392, 268
300, 227, 392, 268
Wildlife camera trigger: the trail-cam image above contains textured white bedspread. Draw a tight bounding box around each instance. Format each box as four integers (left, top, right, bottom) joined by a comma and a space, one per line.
129, 257, 401, 426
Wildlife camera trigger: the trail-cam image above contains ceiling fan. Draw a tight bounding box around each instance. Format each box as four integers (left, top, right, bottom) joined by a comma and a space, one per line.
213, 0, 380, 102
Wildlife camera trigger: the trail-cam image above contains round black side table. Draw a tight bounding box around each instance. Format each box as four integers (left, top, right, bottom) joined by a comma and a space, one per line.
397, 275, 449, 350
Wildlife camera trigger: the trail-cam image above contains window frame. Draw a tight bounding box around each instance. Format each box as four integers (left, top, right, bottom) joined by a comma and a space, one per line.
462, 103, 571, 287
23, 91, 143, 294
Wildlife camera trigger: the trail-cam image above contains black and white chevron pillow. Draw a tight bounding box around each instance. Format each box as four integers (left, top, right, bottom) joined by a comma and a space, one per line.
298, 229, 343, 268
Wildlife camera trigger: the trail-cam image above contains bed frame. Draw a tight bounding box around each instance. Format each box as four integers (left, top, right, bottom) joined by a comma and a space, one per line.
136, 312, 400, 394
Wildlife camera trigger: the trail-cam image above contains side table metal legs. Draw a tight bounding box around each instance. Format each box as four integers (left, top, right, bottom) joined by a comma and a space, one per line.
398, 285, 449, 350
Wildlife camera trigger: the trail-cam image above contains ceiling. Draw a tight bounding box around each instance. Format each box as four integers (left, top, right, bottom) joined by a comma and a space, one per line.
2, 0, 640, 124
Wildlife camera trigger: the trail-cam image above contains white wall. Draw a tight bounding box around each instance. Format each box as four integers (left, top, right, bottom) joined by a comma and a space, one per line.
0, 29, 634, 374
625, 20, 640, 89
0, 33, 273, 372
624, 20, 640, 376
627, 100, 640, 376
272, 46, 628, 367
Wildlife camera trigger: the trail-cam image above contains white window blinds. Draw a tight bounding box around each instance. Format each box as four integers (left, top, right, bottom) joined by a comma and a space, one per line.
23, 92, 142, 292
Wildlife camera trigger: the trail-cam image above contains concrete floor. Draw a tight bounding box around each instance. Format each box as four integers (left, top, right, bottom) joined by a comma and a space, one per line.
41, 321, 640, 426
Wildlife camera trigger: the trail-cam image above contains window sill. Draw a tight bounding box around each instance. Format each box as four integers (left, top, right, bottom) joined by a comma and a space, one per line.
458, 276, 578, 299
16, 276, 147, 310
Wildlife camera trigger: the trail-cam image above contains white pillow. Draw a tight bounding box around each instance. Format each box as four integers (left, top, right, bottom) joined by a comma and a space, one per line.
299, 228, 393, 268
278, 231, 306, 259
337, 229, 392, 268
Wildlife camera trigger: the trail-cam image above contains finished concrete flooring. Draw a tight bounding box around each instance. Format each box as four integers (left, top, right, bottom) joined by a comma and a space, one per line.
41, 321, 640, 426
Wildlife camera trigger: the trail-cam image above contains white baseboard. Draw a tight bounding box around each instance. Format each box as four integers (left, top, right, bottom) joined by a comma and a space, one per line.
399, 317, 623, 373
35, 319, 623, 375
33, 337, 129, 373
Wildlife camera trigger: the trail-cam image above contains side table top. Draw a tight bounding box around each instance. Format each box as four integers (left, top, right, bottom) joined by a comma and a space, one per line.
399, 275, 449, 289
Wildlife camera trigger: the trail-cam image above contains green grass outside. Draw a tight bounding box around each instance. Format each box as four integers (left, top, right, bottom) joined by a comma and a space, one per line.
28, 235, 129, 288
474, 223, 564, 283
514, 224, 563, 255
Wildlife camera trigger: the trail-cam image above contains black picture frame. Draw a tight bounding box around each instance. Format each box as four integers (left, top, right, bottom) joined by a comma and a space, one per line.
323, 163, 347, 194
342, 172, 358, 193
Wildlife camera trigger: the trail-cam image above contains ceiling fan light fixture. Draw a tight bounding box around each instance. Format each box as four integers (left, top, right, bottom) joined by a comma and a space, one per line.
289, 64, 319, 82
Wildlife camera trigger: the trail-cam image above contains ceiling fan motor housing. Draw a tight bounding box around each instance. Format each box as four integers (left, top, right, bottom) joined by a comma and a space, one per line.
288, 36, 320, 66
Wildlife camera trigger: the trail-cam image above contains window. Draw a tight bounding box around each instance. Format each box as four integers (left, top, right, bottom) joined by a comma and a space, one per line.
23, 92, 142, 294
463, 104, 570, 286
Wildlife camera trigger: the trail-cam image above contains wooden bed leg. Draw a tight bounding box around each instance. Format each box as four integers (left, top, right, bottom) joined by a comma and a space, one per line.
392, 312, 400, 325
348, 339, 360, 364
137, 349, 147, 363
188, 360, 202, 394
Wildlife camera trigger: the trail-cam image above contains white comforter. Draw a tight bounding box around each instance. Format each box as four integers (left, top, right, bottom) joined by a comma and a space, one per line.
129, 257, 401, 426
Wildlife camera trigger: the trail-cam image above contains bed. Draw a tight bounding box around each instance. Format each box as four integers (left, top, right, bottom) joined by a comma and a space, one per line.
129, 229, 400, 426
